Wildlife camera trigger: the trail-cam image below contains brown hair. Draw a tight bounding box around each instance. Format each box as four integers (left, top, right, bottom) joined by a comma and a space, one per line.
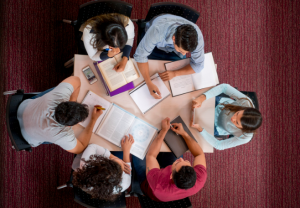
220, 97, 262, 133
73, 155, 123, 201
84, 13, 129, 51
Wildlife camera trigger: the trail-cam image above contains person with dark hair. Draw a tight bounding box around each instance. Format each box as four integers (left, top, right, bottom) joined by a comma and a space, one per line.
191, 84, 263, 150
81, 13, 135, 72
72, 135, 134, 201
17, 76, 102, 154
131, 118, 207, 202
134, 14, 205, 99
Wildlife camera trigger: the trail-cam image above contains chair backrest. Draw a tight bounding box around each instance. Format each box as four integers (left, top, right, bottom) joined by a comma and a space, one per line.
240, 91, 259, 110
5, 90, 33, 152
144, 2, 200, 23
73, 186, 127, 208
75, 0, 133, 30
137, 194, 192, 208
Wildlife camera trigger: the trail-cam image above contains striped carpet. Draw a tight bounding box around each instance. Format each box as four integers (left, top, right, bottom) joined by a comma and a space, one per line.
0, 0, 299, 207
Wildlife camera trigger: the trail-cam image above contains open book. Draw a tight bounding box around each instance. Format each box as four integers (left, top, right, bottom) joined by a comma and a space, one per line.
79, 91, 158, 159
165, 52, 219, 97
129, 73, 170, 114
97, 53, 140, 91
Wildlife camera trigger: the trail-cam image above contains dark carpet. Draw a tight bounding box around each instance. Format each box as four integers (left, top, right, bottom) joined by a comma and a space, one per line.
0, 0, 299, 207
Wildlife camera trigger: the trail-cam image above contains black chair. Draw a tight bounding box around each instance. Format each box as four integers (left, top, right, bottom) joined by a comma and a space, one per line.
4, 90, 39, 152
57, 168, 127, 208
133, 2, 200, 45
63, 0, 133, 68
217, 91, 259, 140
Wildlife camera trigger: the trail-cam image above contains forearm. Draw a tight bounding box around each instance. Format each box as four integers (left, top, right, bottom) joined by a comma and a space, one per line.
137, 62, 151, 83
182, 132, 203, 157
69, 85, 80, 102
174, 64, 195, 77
147, 130, 167, 157
123, 151, 130, 163
76, 119, 96, 148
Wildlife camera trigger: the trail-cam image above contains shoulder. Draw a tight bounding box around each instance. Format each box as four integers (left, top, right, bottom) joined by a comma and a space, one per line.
194, 164, 207, 177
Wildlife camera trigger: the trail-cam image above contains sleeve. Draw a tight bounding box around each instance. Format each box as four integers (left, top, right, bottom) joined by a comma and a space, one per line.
199, 128, 253, 150
119, 162, 132, 192
146, 168, 161, 190
194, 164, 207, 184
82, 26, 106, 61
203, 84, 253, 104
189, 27, 205, 73
45, 82, 74, 106
133, 25, 161, 63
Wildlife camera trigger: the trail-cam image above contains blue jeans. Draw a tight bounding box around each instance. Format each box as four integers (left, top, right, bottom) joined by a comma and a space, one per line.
132, 152, 181, 195
110, 151, 123, 160
214, 96, 222, 137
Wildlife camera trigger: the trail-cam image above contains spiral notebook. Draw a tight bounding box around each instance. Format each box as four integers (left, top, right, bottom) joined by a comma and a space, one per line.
129, 73, 170, 114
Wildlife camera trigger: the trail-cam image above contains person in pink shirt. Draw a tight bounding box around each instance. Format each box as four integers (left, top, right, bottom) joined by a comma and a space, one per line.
132, 117, 207, 202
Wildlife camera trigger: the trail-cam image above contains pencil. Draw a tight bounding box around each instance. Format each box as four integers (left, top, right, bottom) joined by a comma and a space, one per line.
95, 107, 106, 110
170, 124, 179, 135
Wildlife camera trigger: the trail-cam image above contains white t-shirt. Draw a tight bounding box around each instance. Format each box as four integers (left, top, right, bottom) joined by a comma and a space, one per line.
82, 19, 135, 61
17, 82, 77, 150
72, 144, 131, 194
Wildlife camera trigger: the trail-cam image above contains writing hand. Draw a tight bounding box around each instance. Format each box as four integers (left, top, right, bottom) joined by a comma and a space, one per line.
148, 82, 162, 99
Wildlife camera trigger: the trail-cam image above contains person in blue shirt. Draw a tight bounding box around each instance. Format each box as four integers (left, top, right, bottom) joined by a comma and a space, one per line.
134, 14, 205, 99
190, 84, 263, 150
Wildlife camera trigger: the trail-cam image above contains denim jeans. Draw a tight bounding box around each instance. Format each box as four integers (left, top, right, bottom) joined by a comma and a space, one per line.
214, 96, 222, 137
110, 151, 123, 160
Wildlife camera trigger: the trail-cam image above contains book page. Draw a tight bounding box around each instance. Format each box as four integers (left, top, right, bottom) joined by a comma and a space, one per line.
98, 57, 127, 91
192, 53, 219, 89
127, 118, 157, 159
165, 58, 195, 96
114, 53, 139, 83
79, 91, 112, 132
96, 105, 135, 146
129, 73, 170, 114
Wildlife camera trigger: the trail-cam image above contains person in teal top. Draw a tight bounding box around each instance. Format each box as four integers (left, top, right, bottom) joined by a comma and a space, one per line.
190, 84, 262, 150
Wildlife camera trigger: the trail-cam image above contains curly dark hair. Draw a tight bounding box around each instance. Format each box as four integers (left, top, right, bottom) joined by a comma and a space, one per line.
73, 155, 123, 201
54, 101, 89, 126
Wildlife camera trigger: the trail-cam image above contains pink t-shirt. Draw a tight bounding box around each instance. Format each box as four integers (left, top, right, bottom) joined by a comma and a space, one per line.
141, 164, 207, 202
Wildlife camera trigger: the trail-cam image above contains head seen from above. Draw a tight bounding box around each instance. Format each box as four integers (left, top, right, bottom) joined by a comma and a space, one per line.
173, 24, 198, 55
221, 99, 262, 133
85, 14, 128, 51
54, 101, 89, 126
72, 155, 123, 201
171, 158, 196, 189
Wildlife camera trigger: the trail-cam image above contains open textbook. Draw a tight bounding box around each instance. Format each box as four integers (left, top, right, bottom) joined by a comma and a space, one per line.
165, 52, 219, 97
79, 91, 158, 159
129, 73, 171, 114
97, 53, 140, 92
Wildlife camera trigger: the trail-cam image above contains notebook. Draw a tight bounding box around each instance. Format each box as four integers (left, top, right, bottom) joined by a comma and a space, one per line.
96, 53, 140, 91
79, 91, 158, 160
164, 116, 197, 158
129, 73, 171, 114
165, 52, 219, 97
93, 62, 135, 97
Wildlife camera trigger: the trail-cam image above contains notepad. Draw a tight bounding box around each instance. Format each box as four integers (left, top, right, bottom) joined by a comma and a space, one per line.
129, 73, 171, 114
165, 52, 219, 97
79, 91, 158, 159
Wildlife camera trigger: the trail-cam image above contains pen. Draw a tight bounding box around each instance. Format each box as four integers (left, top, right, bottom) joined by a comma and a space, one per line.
170, 124, 179, 135
153, 90, 159, 96
95, 107, 106, 110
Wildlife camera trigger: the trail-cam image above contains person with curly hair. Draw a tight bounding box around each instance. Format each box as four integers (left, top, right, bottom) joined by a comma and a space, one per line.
72, 134, 134, 201
191, 83, 263, 150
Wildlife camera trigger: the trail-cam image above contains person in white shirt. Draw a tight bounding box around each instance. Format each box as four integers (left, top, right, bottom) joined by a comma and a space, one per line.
81, 13, 135, 72
72, 134, 134, 201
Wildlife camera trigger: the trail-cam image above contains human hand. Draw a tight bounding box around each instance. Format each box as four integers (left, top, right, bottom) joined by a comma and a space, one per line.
91, 105, 103, 121
123, 162, 131, 174
192, 95, 206, 109
147, 81, 162, 99
113, 57, 127, 72
189, 115, 203, 132
107, 47, 120, 57
121, 134, 135, 154
170, 123, 187, 136
159, 71, 176, 81
161, 117, 171, 132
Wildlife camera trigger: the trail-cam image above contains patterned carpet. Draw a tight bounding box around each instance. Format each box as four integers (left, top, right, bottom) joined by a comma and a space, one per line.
0, 0, 299, 207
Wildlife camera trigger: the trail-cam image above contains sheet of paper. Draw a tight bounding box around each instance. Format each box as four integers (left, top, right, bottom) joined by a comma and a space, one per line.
99, 57, 127, 91
96, 105, 135, 146
127, 118, 157, 159
129, 73, 170, 114
79, 91, 112, 132
192, 52, 219, 89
